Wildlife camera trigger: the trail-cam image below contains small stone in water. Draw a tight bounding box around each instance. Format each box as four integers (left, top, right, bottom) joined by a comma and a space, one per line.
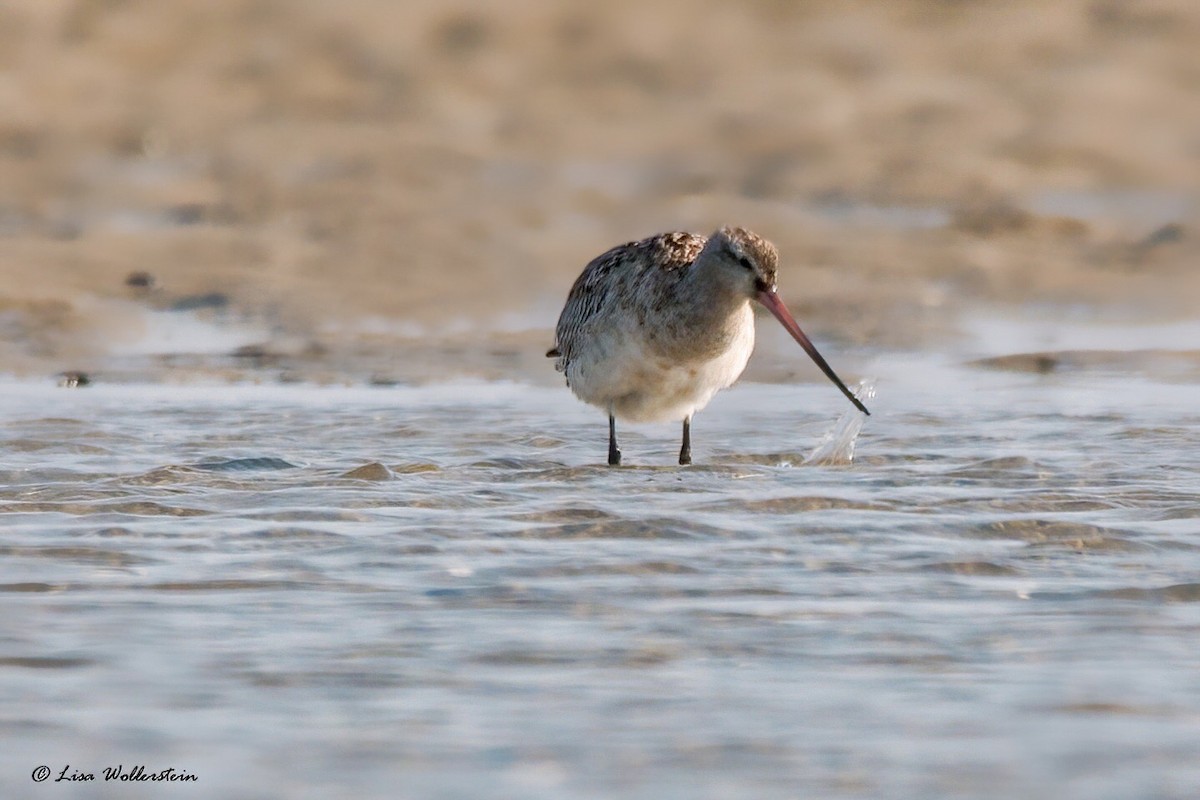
58, 371, 91, 388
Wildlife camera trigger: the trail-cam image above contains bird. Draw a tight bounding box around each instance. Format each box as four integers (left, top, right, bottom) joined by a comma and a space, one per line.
547, 226, 870, 466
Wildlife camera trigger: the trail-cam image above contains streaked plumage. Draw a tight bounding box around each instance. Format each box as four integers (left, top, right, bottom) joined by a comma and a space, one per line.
548, 226, 868, 465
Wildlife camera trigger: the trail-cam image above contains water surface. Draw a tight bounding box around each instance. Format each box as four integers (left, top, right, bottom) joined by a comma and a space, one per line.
2, 334, 1199, 799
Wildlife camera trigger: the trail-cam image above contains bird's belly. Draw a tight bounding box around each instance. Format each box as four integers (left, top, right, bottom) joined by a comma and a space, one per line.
566, 323, 755, 423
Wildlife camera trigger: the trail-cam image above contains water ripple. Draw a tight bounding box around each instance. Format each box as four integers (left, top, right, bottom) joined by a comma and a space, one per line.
1, 375, 1198, 800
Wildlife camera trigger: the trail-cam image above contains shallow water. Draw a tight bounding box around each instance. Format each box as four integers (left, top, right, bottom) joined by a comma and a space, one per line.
3, 329, 1200, 799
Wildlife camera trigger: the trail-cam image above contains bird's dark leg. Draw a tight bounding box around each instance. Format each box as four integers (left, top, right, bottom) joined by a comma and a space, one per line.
608, 413, 622, 466
679, 416, 692, 465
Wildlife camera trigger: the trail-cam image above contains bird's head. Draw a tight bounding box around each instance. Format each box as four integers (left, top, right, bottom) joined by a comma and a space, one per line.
699, 226, 780, 298
699, 226, 870, 416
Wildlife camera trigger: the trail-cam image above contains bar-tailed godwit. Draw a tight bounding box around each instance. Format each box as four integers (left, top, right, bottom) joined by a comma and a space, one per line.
548, 226, 870, 465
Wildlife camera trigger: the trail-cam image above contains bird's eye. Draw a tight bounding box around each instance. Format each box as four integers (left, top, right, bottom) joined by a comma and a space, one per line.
736, 255, 754, 270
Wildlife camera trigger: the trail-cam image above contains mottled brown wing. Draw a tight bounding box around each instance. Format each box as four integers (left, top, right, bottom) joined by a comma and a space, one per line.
549, 232, 705, 374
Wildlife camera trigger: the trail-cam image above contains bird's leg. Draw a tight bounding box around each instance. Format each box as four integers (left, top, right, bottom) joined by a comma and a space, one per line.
608, 413, 622, 466
679, 416, 692, 465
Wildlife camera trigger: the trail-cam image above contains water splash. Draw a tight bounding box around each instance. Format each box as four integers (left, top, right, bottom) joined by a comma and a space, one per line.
803, 378, 876, 466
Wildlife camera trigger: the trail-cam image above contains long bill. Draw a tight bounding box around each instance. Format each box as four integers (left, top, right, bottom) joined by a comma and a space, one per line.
756, 289, 871, 416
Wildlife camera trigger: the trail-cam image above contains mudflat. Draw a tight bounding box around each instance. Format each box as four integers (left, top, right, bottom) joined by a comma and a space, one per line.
2, 0, 1196, 382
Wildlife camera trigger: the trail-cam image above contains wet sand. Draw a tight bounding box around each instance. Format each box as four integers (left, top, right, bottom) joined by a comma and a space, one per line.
2, 0, 1198, 383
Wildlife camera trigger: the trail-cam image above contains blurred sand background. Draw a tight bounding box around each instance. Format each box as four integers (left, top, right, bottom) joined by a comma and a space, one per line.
1, 0, 1197, 384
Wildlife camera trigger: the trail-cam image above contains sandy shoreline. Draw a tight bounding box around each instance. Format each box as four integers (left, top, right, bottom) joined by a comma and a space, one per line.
2, 0, 1197, 382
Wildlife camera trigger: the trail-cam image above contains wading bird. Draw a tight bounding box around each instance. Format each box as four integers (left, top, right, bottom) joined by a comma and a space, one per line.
548, 227, 869, 465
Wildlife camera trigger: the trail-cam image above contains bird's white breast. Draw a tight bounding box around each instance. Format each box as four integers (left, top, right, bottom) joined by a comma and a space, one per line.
566, 304, 756, 423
